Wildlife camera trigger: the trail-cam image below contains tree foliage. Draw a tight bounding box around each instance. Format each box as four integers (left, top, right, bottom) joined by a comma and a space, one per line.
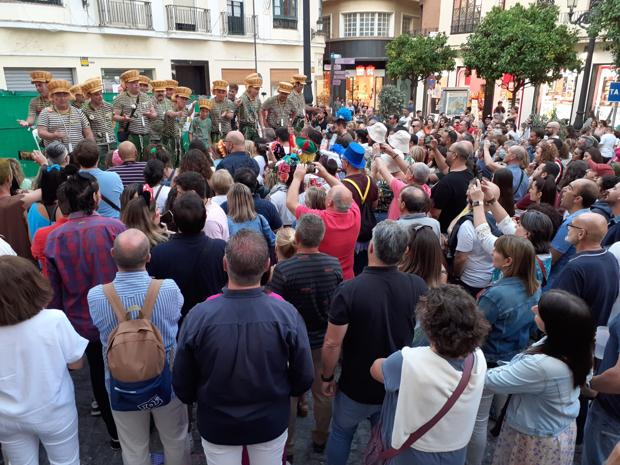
462, 3, 581, 99
589, 0, 620, 68
378, 85, 406, 118
385, 33, 456, 104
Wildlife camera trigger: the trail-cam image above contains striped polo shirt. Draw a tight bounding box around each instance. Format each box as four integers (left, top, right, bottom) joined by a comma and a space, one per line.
112, 91, 153, 135
28, 95, 51, 120
81, 101, 116, 145
108, 161, 147, 186
37, 106, 90, 152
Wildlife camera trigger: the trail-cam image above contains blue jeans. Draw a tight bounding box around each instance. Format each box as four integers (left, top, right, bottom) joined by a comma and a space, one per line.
581, 400, 620, 465
326, 391, 381, 465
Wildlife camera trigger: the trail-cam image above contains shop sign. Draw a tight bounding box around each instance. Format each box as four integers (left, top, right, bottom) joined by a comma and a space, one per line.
609, 82, 620, 103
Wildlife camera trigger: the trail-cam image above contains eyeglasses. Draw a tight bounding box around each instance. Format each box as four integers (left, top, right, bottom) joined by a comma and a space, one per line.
567, 223, 584, 231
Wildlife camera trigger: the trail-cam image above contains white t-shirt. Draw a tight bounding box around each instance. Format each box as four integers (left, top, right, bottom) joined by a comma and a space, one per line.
456, 220, 494, 288
0, 309, 88, 419
0, 237, 16, 256
600, 133, 618, 159
153, 184, 171, 213
203, 200, 229, 241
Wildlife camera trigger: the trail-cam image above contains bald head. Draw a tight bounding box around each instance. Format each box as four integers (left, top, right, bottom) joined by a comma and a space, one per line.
118, 141, 138, 161
572, 212, 608, 246
225, 131, 245, 151
328, 185, 353, 213
111, 228, 150, 271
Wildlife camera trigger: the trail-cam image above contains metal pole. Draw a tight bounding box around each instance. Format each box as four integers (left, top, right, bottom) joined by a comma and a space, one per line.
573, 34, 596, 130
252, 0, 257, 71
302, 0, 313, 104
328, 52, 335, 110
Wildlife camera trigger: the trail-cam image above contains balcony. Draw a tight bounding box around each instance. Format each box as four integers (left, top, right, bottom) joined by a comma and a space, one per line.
450, 5, 481, 34
407, 27, 439, 36
98, 0, 153, 29
16, 0, 63, 5
219, 12, 255, 36
166, 5, 211, 33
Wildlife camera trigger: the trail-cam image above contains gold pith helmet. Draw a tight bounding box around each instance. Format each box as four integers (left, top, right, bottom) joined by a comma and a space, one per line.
291, 74, 307, 85
30, 70, 53, 84
120, 69, 140, 83
138, 75, 152, 88
165, 79, 179, 90
277, 81, 294, 94
175, 86, 192, 99
81, 77, 103, 95
198, 98, 213, 110
212, 79, 229, 92
244, 74, 263, 89
47, 79, 72, 95
151, 80, 168, 92
69, 84, 85, 98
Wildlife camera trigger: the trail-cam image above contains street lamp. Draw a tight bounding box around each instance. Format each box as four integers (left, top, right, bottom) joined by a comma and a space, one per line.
567, 0, 598, 130
302, 0, 313, 104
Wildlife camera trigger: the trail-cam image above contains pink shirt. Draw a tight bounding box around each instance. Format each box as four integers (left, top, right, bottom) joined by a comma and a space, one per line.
295, 202, 360, 280
387, 178, 431, 220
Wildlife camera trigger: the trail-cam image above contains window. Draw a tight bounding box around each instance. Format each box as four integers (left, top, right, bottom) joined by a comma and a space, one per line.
273, 0, 297, 29
343, 12, 391, 38
402, 15, 413, 35
321, 15, 331, 38
451, 0, 481, 34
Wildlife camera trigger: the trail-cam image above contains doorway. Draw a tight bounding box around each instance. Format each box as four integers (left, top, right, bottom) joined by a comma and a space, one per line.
171, 61, 210, 96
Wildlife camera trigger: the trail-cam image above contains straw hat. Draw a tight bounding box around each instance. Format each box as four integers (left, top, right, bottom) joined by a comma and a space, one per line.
165, 79, 179, 90
212, 80, 228, 92
120, 69, 140, 83
198, 98, 213, 110
139, 75, 151, 86
69, 84, 85, 98
81, 77, 103, 95
277, 82, 294, 94
244, 73, 262, 89
291, 74, 307, 85
151, 80, 167, 92
175, 86, 192, 99
47, 80, 72, 95
30, 70, 53, 84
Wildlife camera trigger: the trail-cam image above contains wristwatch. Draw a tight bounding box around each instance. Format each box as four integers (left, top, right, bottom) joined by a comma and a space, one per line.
321, 373, 335, 382
471, 200, 482, 207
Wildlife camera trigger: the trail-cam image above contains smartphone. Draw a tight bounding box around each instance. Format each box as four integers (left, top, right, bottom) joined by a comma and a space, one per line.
424, 135, 433, 146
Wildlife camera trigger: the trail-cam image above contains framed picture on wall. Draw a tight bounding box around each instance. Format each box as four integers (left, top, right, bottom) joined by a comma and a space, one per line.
439, 88, 470, 117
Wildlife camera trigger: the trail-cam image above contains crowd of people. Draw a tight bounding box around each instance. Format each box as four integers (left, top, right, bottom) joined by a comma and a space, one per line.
1, 67, 620, 465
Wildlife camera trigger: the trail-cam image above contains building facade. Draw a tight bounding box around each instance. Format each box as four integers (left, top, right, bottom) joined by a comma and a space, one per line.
0, 0, 326, 97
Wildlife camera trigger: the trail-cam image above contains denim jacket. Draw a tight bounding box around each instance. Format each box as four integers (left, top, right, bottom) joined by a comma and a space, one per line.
478, 277, 540, 364
485, 342, 579, 437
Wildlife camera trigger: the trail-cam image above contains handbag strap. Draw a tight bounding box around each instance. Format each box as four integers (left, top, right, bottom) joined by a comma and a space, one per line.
383, 352, 475, 459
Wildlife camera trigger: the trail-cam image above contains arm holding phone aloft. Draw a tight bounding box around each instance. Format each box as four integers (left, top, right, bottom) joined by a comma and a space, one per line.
429, 139, 448, 175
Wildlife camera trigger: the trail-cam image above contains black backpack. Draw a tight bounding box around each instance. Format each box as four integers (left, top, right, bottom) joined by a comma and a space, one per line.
343, 176, 377, 242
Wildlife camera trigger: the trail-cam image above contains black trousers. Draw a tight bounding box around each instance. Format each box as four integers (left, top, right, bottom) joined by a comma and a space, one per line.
85, 340, 118, 440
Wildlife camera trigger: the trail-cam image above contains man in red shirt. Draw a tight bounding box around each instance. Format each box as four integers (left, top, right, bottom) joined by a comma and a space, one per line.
286, 163, 360, 280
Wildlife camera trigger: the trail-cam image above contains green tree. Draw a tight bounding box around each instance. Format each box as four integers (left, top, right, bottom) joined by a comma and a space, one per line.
385, 33, 456, 109
462, 3, 581, 107
378, 85, 406, 119
589, 0, 620, 68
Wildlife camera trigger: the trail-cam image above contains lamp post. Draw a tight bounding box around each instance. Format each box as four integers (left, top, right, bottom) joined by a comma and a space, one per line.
567, 0, 598, 130
302, 0, 313, 104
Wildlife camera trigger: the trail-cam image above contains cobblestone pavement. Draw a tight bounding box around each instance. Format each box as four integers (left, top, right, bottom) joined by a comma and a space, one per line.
26, 363, 579, 465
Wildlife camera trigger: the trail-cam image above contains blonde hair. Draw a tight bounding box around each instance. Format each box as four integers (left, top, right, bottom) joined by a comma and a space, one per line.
304, 186, 326, 210
121, 197, 169, 248
211, 169, 234, 195
227, 183, 257, 223
245, 140, 257, 156
275, 227, 297, 260
494, 235, 539, 296
409, 146, 426, 163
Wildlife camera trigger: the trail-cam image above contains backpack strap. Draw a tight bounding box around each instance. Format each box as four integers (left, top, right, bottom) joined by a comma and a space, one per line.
141, 279, 163, 321
102, 283, 129, 324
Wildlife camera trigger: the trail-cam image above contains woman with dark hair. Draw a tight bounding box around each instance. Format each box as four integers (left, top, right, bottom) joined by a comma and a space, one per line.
179, 148, 214, 182
486, 290, 595, 465
467, 235, 541, 465
370, 285, 490, 465
144, 158, 171, 212
528, 176, 557, 206
0, 256, 87, 465
516, 210, 554, 285
267, 160, 297, 226
492, 168, 515, 217
26, 165, 67, 240
399, 225, 447, 288
557, 160, 587, 191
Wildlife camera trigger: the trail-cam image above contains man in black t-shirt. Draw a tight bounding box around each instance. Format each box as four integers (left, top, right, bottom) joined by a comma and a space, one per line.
270, 214, 343, 456
320, 220, 427, 465
431, 142, 474, 232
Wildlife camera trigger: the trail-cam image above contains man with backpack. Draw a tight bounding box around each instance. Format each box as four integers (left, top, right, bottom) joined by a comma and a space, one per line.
88, 228, 190, 465
341, 142, 378, 275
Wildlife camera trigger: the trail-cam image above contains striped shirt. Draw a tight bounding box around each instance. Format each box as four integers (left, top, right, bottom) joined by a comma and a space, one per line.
37, 106, 90, 152
108, 161, 147, 186
262, 96, 295, 129
87, 270, 183, 393
151, 98, 174, 140
238, 93, 262, 125
28, 95, 51, 120
112, 91, 154, 135
269, 252, 343, 348
287, 90, 305, 117
209, 97, 235, 135
81, 101, 116, 145
163, 107, 190, 138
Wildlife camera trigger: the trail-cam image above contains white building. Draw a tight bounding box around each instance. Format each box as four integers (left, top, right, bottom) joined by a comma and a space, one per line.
432, 0, 617, 125
0, 0, 326, 96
